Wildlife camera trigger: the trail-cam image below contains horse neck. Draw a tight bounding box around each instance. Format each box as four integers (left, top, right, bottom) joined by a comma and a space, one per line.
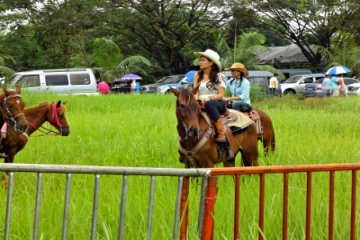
25, 103, 51, 135
178, 112, 210, 149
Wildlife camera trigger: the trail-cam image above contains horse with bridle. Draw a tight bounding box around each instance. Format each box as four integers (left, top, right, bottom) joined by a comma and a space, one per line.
172, 87, 259, 168
1, 101, 70, 164
0, 85, 27, 135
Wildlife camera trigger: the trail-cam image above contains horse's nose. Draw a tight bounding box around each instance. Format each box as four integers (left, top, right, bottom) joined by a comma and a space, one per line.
60, 127, 70, 136
17, 122, 28, 133
188, 127, 199, 137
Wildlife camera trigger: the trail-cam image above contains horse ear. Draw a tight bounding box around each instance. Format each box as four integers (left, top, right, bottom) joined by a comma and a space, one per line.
191, 83, 200, 95
170, 87, 180, 97
2, 84, 8, 94
15, 85, 21, 94
56, 100, 61, 108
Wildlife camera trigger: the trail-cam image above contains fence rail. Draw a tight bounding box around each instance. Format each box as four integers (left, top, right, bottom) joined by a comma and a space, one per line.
1, 163, 360, 240
195, 163, 360, 240
0, 163, 209, 240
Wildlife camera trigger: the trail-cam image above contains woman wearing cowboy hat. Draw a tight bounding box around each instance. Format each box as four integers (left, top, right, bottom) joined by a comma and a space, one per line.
223, 62, 252, 112
193, 49, 228, 142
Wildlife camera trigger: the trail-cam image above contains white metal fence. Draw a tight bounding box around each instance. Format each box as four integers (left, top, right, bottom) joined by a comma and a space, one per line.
0, 163, 210, 240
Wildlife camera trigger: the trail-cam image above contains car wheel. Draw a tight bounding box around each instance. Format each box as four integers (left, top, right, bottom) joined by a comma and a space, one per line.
284, 89, 296, 95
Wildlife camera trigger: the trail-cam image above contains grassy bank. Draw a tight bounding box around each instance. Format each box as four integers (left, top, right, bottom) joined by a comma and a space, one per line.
1, 93, 359, 239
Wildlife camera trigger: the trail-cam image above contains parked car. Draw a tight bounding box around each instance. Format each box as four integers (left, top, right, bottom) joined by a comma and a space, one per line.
346, 81, 360, 95
141, 74, 188, 94
280, 73, 325, 95
278, 68, 312, 80
222, 70, 274, 94
304, 77, 360, 97
111, 79, 141, 93
6, 68, 98, 95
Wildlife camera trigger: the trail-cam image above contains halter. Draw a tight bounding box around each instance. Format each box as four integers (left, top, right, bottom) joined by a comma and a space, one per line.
1, 94, 25, 132
178, 111, 214, 166
50, 102, 64, 128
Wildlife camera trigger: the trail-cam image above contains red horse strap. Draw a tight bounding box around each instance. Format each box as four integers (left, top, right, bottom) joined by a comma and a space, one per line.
51, 102, 62, 127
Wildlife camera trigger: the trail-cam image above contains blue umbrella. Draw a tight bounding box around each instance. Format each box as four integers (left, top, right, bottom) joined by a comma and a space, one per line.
325, 66, 351, 75
185, 70, 197, 84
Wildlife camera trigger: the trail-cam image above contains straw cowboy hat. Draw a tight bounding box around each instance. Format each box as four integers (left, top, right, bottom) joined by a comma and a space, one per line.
226, 62, 249, 77
194, 49, 222, 71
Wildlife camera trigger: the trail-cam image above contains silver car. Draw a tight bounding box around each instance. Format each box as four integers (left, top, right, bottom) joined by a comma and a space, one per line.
280, 73, 325, 95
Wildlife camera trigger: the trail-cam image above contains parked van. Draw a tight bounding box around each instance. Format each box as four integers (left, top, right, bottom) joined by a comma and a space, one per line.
222, 70, 273, 93
6, 68, 98, 95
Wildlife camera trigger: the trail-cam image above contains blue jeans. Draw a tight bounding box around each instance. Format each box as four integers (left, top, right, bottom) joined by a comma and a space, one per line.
204, 100, 227, 121
232, 101, 252, 112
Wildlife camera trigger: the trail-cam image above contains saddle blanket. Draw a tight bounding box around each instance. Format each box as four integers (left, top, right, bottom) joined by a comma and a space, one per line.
225, 109, 254, 129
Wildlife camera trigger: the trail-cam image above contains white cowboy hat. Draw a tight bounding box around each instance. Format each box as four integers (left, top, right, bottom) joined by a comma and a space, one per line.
194, 49, 222, 71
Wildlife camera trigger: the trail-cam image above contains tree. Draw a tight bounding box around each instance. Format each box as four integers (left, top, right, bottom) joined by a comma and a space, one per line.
244, 0, 360, 69
216, 31, 277, 73
97, 0, 233, 74
72, 38, 153, 82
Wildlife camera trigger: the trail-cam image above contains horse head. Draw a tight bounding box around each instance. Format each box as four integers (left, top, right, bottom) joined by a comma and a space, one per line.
171, 87, 202, 140
48, 100, 70, 136
0, 85, 28, 133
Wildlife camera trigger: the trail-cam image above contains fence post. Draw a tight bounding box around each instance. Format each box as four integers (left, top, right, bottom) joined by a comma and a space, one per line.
180, 176, 190, 240
201, 176, 218, 240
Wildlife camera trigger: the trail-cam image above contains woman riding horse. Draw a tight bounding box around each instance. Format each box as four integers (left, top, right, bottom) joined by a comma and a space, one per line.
192, 49, 229, 143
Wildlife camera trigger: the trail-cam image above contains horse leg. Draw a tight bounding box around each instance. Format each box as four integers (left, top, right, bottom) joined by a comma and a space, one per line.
241, 133, 259, 166
223, 151, 237, 167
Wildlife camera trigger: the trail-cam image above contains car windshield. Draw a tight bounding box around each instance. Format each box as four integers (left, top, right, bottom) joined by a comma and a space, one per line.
283, 75, 302, 83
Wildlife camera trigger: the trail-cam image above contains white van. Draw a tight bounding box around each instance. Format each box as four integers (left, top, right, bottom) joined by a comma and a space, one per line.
7, 68, 98, 95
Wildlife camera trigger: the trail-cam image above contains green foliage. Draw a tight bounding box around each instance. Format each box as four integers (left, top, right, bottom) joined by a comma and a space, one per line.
92, 38, 122, 70
325, 31, 360, 77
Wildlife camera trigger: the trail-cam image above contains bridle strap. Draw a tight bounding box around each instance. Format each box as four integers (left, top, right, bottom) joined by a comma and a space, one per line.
178, 127, 214, 156
51, 102, 63, 128
1, 94, 25, 131
178, 111, 214, 161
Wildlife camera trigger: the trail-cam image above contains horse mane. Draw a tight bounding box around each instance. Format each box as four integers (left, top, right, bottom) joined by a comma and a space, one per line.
177, 88, 196, 106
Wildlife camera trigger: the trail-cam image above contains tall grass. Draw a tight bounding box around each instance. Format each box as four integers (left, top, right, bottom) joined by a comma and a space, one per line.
0, 92, 359, 239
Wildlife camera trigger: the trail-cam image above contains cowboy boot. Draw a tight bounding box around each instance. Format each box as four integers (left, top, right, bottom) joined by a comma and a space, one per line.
213, 118, 226, 142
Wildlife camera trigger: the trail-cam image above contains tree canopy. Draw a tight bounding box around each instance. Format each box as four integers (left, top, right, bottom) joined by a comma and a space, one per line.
0, 0, 359, 79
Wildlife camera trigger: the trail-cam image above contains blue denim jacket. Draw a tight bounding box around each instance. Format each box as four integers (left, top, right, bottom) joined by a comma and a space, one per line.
226, 77, 251, 105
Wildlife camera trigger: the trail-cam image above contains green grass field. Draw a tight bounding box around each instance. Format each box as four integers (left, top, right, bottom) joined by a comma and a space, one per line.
0, 92, 359, 239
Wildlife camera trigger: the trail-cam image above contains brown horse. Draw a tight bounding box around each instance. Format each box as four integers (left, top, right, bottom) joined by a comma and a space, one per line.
172, 88, 258, 168
1, 101, 70, 164
253, 108, 275, 155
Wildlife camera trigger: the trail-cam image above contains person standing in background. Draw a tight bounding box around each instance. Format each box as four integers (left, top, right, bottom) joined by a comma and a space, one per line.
338, 74, 347, 96
269, 73, 279, 96
97, 81, 110, 94
330, 75, 340, 96
322, 74, 332, 96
